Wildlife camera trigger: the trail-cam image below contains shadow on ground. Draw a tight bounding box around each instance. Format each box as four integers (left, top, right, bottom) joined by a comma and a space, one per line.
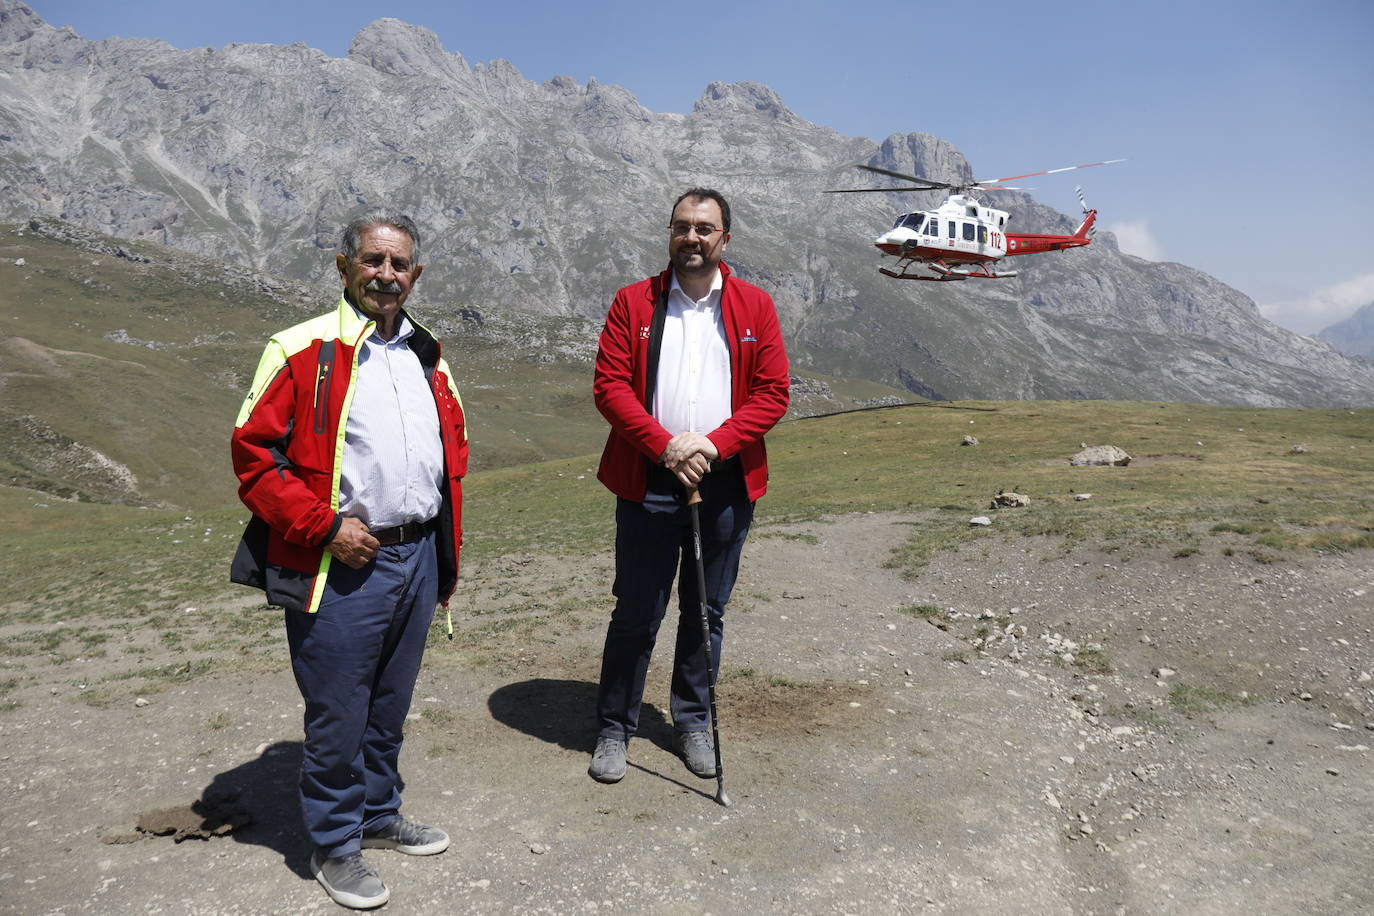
487, 678, 675, 755
195, 740, 312, 878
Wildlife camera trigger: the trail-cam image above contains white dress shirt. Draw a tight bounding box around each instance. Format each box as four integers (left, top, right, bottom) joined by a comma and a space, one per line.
653, 269, 732, 436
337, 312, 444, 529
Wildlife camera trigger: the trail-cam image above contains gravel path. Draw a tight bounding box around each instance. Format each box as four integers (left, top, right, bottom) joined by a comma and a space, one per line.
1, 514, 1370, 914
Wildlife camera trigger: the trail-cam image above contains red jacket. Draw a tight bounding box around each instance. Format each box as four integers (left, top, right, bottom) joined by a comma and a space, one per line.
230, 298, 468, 615
594, 262, 789, 502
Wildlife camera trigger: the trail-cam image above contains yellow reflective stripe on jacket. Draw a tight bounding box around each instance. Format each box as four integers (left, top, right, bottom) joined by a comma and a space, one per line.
301, 302, 374, 615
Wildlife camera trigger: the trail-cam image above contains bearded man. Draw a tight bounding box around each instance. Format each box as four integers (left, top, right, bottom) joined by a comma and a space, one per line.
587, 188, 790, 784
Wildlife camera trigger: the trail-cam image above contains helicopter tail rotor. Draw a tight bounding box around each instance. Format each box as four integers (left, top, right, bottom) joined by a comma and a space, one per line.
1075, 186, 1097, 239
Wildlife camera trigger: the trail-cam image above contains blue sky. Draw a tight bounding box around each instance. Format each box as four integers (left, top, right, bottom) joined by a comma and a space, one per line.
27, 0, 1374, 334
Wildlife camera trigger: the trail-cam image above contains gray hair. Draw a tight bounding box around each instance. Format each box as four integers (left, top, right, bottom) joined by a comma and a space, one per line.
340, 213, 422, 265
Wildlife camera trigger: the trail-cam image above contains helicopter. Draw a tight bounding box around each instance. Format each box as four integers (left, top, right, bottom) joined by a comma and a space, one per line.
827, 159, 1126, 281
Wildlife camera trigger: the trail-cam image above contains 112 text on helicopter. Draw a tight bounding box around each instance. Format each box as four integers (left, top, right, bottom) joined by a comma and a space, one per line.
828, 159, 1126, 281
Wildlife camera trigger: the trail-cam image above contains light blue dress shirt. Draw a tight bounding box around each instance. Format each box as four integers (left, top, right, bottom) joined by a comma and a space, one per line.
337, 312, 444, 530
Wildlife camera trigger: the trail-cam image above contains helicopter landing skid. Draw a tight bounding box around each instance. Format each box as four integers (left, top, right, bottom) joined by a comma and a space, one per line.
879, 262, 1019, 281
879, 267, 961, 281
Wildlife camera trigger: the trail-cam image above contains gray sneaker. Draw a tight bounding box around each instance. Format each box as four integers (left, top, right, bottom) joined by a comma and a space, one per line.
588, 736, 627, 783
362, 814, 450, 855
673, 730, 717, 778
310, 850, 390, 909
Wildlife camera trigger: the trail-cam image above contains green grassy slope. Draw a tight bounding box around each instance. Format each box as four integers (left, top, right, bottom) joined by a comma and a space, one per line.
1, 400, 1368, 705
461, 399, 1374, 563
0, 228, 295, 508
765, 400, 1374, 572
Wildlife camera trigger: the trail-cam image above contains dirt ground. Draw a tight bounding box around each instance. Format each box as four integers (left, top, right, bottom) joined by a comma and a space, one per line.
1, 513, 1371, 915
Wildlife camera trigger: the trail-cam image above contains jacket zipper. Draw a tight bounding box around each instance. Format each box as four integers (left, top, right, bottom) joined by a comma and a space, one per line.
312, 340, 336, 434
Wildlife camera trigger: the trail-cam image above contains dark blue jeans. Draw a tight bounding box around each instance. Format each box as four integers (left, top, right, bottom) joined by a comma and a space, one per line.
284, 531, 437, 858
596, 464, 754, 740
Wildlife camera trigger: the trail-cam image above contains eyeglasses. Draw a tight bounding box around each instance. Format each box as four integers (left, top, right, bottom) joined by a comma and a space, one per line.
667, 222, 725, 238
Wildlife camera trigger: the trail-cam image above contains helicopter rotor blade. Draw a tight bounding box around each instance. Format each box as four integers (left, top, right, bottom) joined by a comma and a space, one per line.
824, 186, 945, 194
826, 182, 1035, 194
975, 158, 1127, 187
832, 158, 1122, 196
855, 164, 958, 189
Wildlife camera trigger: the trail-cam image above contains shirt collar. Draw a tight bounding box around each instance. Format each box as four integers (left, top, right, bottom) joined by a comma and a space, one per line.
346, 302, 414, 344
387, 315, 415, 343
669, 268, 723, 308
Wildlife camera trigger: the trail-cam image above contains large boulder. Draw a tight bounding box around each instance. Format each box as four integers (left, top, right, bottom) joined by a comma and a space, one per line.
1070, 445, 1132, 467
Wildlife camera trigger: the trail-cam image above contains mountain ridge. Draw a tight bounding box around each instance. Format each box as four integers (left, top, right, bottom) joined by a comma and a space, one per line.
1318, 301, 1374, 360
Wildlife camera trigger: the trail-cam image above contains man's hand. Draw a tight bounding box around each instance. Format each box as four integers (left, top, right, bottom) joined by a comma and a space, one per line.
327, 517, 379, 569
661, 432, 719, 487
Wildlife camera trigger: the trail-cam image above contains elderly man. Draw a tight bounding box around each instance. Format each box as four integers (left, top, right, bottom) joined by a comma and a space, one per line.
231, 214, 467, 909
588, 188, 790, 784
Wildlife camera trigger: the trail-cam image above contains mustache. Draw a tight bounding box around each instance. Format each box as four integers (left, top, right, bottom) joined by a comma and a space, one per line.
365, 278, 403, 294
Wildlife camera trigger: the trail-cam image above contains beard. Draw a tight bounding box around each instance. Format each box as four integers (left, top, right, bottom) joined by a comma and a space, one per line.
673, 244, 716, 277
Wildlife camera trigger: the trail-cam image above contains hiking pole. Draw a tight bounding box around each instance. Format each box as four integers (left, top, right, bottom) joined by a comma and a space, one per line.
686, 486, 732, 808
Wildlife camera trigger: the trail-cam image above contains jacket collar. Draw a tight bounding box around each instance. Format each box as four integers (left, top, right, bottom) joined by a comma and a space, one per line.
332, 295, 439, 366
334, 294, 372, 342
653, 260, 734, 303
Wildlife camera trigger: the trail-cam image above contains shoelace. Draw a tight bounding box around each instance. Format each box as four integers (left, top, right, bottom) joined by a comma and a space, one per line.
335, 854, 378, 883
594, 739, 623, 760
386, 817, 427, 845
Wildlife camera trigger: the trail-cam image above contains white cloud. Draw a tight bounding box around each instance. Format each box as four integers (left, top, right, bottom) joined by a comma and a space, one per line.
1104, 219, 1164, 261
1259, 272, 1374, 336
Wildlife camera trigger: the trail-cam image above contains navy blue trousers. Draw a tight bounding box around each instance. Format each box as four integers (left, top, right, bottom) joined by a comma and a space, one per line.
284, 531, 437, 858
596, 464, 754, 740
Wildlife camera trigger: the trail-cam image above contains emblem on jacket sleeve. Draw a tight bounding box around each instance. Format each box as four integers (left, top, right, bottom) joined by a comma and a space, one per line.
639, 325, 651, 340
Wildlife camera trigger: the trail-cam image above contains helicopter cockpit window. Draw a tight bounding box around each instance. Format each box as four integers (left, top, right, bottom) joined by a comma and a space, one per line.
898, 213, 924, 231
924, 220, 939, 236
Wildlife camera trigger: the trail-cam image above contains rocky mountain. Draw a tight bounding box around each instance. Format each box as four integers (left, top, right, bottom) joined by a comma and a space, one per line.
1318, 302, 1374, 361
3, 1, 1372, 406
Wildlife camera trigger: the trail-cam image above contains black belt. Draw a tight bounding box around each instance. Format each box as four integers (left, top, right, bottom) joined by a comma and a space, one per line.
370, 519, 432, 546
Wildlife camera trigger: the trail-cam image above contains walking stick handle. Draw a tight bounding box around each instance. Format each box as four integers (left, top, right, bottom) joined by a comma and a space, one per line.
686, 486, 703, 507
